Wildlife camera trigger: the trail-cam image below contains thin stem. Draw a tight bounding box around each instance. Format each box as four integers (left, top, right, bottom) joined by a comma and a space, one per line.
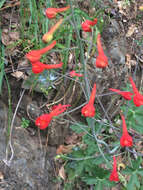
3, 89, 25, 166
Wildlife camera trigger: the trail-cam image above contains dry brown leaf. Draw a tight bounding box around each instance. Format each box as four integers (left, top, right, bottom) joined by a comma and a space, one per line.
9, 31, 20, 41
17, 59, 29, 69
1, 29, 11, 46
0, 171, 4, 180
56, 145, 74, 155
1, 29, 20, 46
65, 132, 83, 145
126, 24, 137, 37
11, 71, 27, 80
58, 165, 66, 180
117, 1, 126, 15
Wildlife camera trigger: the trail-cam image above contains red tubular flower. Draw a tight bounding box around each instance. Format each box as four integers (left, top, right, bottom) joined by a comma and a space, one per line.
42, 19, 63, 43
109, 156, 119, 182
31, 62, 63, 74
35, 114, 52, 130
81, 18, 98, 32
32, 61, 63, 74
31, 62, 45, 74
81, 83, 96, 117
44, 62, 63, 69
35, 104, 70, 130
70, 70, 83, 77
129, 77, 143, 107
26, 40, 56, 62
109, 88, 133, 100
50, 104, 71, 117
95, 34, 108, 68
45, 6, 70, 19
120, 114, 133, 147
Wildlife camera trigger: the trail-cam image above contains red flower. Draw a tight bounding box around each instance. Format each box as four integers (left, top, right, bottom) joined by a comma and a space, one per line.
109, 88, 133, 100
31, 62, 45, 74
129, 77, 143, 107
50, 104, 71, 117
120, 114, 133, 147
81, 83, 96, 117
70, 70, 83, 77
35, 104, 70, 130
81, 18, 97, 32
109, 156, 119, 182
26, 40, 56, 63
45, 6, 70, 19
42, 19, 63, 43
35, 114, 52, 130
31, 61, 63, 74
95, 34, 108, 68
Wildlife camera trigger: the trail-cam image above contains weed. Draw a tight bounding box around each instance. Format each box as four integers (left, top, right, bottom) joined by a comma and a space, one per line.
21, 117, 30, 128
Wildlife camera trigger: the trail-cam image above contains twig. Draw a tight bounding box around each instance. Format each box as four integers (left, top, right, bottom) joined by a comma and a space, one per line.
3, 89, 25, 166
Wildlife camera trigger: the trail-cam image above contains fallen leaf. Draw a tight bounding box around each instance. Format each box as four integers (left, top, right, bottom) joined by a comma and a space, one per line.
126, 24, 137, 37
56, 145, 74, 154
11, 71, 27, 80
1, 29, 20, 46
65, 132, 83, 145
17, 59, 29, 69
58, 165, 66, 180
9, 31, 20, 41
0, 171, 4, 180
1, 29, 11, 46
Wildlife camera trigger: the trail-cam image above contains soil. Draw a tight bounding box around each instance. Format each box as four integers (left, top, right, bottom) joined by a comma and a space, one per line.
0, 0, 143, 189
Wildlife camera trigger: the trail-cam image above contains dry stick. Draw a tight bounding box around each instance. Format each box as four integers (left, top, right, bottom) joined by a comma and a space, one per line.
126, 148, 143, 157
39, 71, 86, 109
91, 119, 119, 155
97, 92, 118, 97
95, 96, 119, 135
96, 96, 117, 130
3, 89, 26, 166
65, 115, 94, 138
0, 1, 20, 11
90, 119, 110, 166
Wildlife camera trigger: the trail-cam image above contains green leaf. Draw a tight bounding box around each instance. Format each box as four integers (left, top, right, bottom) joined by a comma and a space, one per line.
93, 166, 109, 179
92, 156, 108, 165
121, 103, 143, 133
0, 0, 6, 9
82, 177, 97, 185
68, 169, 76, 180
102, 179, 116, 188
132, 157, 142, 170
127, 173, 140, 190
137, 169, 143, 177
122, 167, 134, 174
94, 180, 103, 190
70, 123, 89, 134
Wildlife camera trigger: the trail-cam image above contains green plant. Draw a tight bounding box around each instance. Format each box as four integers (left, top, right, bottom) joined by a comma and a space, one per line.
21, 117, 30, 128
121, 101, 143, 133
60, 116, 117, 189
123, 157, 143, 190
0, 30, 5, 94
